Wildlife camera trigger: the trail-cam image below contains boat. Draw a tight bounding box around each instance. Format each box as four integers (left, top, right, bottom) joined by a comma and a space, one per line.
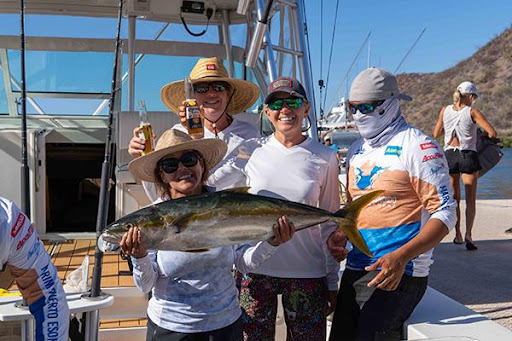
0, 0, 511, 340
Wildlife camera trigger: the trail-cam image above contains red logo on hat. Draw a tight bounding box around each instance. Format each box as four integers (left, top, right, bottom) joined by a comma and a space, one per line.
271, 79, 293, 91
206, 64, 216, 70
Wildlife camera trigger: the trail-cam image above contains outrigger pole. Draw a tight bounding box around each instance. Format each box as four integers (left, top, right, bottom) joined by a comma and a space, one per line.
19, 0, 30, 218
89, 0, 124, 299
82, 1, 123, 339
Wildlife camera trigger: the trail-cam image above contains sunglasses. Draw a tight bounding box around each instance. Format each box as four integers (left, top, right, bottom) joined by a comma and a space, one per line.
349, 100, 385, 115
159, 151, 199, 174
268, 98, 304, 110
193, 82, 229, 94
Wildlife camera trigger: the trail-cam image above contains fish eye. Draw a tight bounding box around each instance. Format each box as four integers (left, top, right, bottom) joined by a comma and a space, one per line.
126, 222, 134, 229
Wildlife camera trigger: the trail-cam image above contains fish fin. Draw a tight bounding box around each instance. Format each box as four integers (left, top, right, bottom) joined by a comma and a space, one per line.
171, 212, 196, 233
219, 187, 251, 193
332, 190, 384, 258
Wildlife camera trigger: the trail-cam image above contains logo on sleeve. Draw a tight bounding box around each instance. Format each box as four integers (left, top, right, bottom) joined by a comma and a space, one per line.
11, 213, 26, 237
422, 152, 444, 162
384, 146, 402, 156
16, 224, 34, 250
420, 142, 438, 150
439, 185, 451, 206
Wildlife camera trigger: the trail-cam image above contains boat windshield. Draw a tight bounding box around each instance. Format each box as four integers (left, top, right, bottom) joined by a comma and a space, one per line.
0, 13, 262, 116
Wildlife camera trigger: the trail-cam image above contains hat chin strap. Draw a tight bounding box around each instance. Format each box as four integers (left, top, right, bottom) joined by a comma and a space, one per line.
203, 89, 235, 137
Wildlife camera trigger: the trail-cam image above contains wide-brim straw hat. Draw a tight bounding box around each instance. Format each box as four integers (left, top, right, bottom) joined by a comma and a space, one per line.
129, 129, 227, 182
161, 57, 260, 114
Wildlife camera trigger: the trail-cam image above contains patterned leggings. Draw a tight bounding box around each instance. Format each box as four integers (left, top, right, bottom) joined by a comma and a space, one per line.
237, 272, 328, 341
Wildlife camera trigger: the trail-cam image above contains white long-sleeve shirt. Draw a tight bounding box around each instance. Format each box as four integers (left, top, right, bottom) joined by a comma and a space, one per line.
131, 198, 279, 333
0, 197, 69, 341
243, 135, 341, 290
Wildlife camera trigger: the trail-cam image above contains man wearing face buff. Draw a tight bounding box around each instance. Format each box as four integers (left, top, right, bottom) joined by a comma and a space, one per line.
128, 57, 261, 198
327, 68, 457, 341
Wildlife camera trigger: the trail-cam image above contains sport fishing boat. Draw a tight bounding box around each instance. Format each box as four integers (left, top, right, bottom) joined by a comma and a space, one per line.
0, 0, 511, 340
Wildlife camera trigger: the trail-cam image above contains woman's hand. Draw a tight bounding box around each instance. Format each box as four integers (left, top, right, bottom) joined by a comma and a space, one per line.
128, 127, 145, 157
178, 100, 188, 127
326, 230, 349, 262
268, 216, 295, 246
119, 226, 148, 259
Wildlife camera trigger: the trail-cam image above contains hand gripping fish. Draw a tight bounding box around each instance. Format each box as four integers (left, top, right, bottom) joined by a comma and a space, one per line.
98, 189, 382, 257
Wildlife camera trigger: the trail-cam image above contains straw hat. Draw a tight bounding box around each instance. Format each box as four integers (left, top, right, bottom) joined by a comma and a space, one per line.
161, 57, 260, 114
129, 129, 227, 182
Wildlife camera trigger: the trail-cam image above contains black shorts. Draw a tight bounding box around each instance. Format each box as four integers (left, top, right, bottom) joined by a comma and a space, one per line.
445, 149, 482, 175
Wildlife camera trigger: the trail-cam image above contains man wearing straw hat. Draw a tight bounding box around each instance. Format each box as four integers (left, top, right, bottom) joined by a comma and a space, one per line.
129, 57, 261, 193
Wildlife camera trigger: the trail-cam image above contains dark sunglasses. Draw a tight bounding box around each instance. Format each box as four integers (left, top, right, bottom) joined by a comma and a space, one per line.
349, 100, 385, 115
268, 97, 304, 110
193, 82, 229, 94
159, 151, 199, 174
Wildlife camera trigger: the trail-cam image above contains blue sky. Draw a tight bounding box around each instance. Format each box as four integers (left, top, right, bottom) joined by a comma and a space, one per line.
1, 1, 512, 115
304, 0, 512, 112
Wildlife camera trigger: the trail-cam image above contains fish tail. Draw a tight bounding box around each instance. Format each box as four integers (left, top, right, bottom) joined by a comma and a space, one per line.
332, 190, 383, 257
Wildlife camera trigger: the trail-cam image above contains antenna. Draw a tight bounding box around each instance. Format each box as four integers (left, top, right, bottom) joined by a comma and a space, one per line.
328, 31, 372, 114
394, 28, 426, 74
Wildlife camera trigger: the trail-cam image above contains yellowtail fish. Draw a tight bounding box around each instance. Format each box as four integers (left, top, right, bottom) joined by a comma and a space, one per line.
98, 189, 382, 257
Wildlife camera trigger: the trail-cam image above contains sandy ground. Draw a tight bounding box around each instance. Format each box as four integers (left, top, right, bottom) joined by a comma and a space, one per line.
429, 199, 512, 330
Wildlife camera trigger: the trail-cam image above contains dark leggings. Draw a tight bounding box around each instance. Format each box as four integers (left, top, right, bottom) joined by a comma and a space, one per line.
146, 316, 243, 341
329, 269, 427, 341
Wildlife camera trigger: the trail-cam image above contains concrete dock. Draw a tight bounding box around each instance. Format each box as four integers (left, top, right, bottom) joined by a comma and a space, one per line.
429, 199, 512, 330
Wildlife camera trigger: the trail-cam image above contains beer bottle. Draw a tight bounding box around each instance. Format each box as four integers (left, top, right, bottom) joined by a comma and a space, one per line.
184, 77, 204, 138
138, 99, 155, 155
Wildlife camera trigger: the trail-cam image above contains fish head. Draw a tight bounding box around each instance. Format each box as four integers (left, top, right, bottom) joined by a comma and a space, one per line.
98, 207, 159, 252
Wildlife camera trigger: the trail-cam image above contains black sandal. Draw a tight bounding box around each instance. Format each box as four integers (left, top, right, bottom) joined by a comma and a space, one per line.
465, 241, 478, 250
453, 238, 464, 245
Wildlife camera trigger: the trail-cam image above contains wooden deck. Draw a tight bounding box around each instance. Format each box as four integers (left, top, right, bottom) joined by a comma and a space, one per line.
4, 239, 147, 329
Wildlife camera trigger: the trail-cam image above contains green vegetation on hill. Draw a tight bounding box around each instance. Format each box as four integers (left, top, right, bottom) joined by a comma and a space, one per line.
397, 25, 512, 143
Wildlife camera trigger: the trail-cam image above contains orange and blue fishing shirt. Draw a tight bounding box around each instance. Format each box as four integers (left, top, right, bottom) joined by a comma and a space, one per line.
345, 126, 457, 277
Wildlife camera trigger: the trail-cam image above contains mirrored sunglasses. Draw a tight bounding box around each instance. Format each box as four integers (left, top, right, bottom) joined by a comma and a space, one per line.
349, 100, 385, 115
268, 98, 304, 110
193, 82, 229, 94
159, 151, 199, 174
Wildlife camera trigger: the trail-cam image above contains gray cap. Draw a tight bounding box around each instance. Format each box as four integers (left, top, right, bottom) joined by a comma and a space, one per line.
349, 67, 412, 102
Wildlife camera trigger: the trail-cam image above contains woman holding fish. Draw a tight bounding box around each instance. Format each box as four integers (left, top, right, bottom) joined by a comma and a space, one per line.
121, 129, 295, 341
236, 77, 343, 341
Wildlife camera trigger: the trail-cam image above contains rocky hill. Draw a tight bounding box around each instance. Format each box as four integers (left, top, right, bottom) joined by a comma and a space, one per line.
397, 25, 512, 138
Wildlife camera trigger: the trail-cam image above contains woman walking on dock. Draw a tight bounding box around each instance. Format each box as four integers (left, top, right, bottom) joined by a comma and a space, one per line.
433, 81, 497, 250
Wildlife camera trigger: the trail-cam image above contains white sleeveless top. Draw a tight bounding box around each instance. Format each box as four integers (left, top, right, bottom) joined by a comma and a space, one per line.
442, 105, 478, 151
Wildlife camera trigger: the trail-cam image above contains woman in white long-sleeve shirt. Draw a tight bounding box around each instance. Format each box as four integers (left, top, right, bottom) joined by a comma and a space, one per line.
237, 77, 342, 341
120, 129, 295, 341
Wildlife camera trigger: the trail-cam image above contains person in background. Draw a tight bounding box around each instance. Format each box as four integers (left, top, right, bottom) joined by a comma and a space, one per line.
122, 129, 295, 341
433, 81, 497, 250
327, 68, 457, 341
237, 77, 342, 341
0, 197, 69, 341
128, 57, 261, 196
324, 135, 341, 163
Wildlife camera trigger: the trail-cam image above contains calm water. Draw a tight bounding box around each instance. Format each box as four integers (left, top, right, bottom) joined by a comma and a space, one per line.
474, 147, 512, 199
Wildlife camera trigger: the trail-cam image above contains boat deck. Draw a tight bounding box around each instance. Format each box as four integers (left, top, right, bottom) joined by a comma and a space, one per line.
4, 239, 147, 329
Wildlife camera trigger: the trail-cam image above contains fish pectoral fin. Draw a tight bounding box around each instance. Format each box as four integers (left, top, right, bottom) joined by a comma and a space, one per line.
171, 212, 196, 233
219, 186, 251, 193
